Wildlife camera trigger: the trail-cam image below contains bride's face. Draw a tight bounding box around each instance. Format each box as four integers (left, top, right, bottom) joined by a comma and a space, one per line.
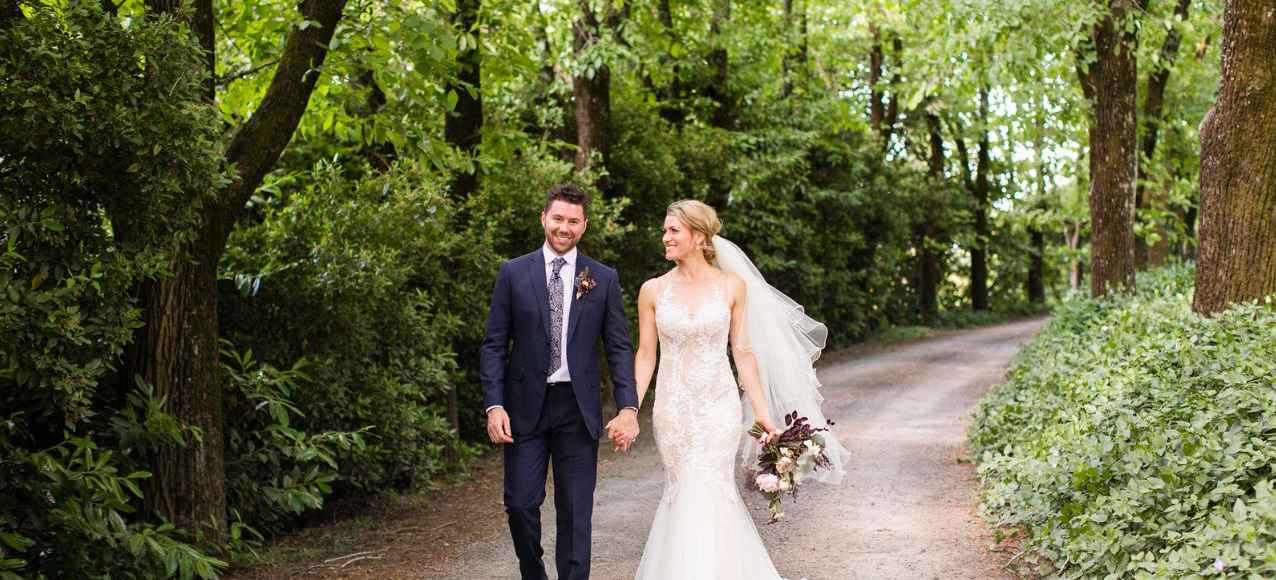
662, 215, 703, 262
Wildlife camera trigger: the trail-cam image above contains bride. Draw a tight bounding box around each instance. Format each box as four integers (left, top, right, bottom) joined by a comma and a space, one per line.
609, 199, 847, 579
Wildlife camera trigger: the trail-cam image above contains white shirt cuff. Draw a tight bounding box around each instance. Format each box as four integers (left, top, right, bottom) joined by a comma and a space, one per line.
486, 405, 503, 414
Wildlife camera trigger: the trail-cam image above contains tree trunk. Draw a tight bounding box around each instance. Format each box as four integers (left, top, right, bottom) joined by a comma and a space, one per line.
1136, 0, 1192, 268
572, 0, 622, 178
139, 222, 226, 541
707, 0, 732, 129
1087, 0, 1139, 297
445, 0, 482, 203
1027, 228, 1046, 302
781, 0, 807, 97
136, 0, 348, 542
915, 110, 945, 323
1193, 0, 1276, 314
971, 86, 991, 311
442, 0, 481, 438
1068, 225, 1088, 290
867, 25, 901, 149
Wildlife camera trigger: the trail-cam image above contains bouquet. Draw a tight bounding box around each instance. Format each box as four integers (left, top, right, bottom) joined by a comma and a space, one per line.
748, 411, 834, 523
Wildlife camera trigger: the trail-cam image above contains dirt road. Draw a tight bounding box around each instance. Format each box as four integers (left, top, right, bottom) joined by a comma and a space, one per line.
230, 317, 1047, 580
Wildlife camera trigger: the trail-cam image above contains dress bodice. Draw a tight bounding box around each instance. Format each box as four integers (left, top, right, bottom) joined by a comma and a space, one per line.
654, 277, 737, 410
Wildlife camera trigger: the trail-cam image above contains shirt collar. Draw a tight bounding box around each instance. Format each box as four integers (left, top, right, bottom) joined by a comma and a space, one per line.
542, 243, 578, 266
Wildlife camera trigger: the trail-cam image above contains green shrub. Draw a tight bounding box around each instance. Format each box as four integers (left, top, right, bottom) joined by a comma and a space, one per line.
0, 3, 229, 577
970, 264, 1276, 578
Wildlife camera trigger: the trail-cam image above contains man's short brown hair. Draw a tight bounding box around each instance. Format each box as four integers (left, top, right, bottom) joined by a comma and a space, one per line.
544, 183, 589, 213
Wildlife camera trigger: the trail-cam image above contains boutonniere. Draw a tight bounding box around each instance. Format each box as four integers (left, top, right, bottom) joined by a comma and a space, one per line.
575, 266, 597, 300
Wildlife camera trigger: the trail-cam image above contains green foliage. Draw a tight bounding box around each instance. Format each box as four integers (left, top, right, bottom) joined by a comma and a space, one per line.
0, 3, 230, 577
0, 383, 226, 580
220, 162, 495, 493
970, 265, 1276, 578
221, 346, 368, 539
0, 0, 224, 432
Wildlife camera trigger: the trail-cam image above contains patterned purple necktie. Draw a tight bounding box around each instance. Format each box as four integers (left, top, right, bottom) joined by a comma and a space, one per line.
549, 256, 566, 375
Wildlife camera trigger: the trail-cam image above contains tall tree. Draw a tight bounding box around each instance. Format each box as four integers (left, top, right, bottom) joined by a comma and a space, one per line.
443, 0, 482, 437
868, 23, 901, 148
1085, 0, 1139, 297
781, 0, 807, 97
573, 0, 624, 176
1136, 0, 1193, 268
971, 86, 991, 311
132, 0, 348, 538
950, 87, 992, 312
445, 0, 482, 201
1193, 0, 1276, 314
706, 0, 733, 129
914, 108, 946, 322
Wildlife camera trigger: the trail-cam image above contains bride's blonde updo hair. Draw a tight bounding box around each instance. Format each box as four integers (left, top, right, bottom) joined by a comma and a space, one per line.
667, 199, 722, 263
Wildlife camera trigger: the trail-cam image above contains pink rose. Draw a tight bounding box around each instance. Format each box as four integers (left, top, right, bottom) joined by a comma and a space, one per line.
755, 473, 781, 493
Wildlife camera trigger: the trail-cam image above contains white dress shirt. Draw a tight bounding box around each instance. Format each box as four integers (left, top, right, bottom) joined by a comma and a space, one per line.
487, 244, 636, 416
543, 243, 576, 383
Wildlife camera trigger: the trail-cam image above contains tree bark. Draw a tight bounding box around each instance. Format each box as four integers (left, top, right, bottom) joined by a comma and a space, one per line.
707, 0, 733, 129
868, 25, 901, 149
914, 110, 945, 322
1027, 228, 1046, 302
136, 0, 348, 541
444, 0, 481, 202
1193, 0, 1276, 314
971, 87, 991, 311
781, 0, 807, 97
1087, 0, 1139, 297
443, 0, 482, 435
1136, 0, 1192, 268
572, 0, 622, 177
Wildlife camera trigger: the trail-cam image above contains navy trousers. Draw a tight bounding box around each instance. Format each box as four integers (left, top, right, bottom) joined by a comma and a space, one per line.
504, 382, 598, 580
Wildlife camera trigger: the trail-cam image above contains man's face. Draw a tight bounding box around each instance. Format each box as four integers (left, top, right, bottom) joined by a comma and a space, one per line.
541, 200, 588, 255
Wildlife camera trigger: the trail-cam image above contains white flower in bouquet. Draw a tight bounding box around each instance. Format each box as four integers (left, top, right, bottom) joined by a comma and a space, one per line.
778, 478, 792, 492
755, 473, 781, 493
775, 456, 796, 474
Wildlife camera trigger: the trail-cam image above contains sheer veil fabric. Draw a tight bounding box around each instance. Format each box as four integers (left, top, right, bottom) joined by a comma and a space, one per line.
713, 236, 848, 484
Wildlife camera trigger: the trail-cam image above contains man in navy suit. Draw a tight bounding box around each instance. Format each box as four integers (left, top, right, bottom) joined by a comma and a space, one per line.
480, 184, 640, 580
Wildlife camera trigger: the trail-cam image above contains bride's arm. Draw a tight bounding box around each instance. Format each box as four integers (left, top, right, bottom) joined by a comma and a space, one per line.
727, 274, 777, 438
633, 278, 660, 408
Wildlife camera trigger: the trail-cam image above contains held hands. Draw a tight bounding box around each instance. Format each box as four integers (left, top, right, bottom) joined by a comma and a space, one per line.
486, 407, 514, 444
605, 408, 640, 453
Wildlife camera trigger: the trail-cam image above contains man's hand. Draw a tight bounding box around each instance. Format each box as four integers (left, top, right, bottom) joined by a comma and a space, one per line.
605, 408, 640, 452
486, 407, 514, 444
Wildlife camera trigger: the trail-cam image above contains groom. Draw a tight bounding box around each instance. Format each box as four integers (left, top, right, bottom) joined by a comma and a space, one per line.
480, 184, 640, 580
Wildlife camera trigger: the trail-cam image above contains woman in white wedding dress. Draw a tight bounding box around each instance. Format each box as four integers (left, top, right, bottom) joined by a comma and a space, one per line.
622, 200, 847, 580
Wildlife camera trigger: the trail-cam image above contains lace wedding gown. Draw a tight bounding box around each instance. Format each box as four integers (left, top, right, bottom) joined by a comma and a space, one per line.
634, 278, 784, 580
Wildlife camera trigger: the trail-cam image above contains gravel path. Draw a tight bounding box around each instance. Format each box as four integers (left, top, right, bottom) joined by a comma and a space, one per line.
228, 317, 1047, 580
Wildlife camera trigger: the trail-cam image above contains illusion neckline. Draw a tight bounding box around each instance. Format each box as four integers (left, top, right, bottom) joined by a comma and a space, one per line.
660, 273, 727, 319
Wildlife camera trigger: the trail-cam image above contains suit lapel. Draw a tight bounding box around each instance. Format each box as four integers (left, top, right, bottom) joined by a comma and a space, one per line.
525, 253, 553, 343
565, 255, 587, 347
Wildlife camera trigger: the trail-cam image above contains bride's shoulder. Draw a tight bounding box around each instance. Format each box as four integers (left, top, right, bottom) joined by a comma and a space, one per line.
639, 271, 672, 300
720, 270, 746, 291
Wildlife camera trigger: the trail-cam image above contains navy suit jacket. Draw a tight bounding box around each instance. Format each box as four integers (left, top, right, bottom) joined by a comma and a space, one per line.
479, 249, 639, 439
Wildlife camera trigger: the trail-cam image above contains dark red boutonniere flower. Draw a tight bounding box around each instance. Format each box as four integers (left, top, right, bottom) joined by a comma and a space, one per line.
575, 267, 597, 300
